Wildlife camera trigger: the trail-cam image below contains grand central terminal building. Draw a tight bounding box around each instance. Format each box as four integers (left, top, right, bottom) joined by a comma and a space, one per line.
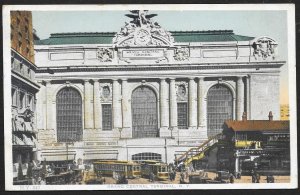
33, 11, 285, 164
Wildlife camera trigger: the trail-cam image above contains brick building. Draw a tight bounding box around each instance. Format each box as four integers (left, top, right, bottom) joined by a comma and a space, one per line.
11, 11, 40, 179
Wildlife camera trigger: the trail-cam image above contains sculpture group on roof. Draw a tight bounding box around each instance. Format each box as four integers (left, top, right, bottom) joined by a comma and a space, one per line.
113, 10, 174, 46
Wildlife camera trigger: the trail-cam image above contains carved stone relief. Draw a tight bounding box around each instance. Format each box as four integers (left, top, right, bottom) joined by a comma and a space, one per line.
113, 10, 174, 47
252, 37, 277, 60
176, 81, 188, 102
97, 48, 113, 62
174, 47, 190, 61
99, 83, 113, 102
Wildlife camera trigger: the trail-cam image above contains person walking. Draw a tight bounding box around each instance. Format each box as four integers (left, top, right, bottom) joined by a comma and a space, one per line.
229, 173, 235, 183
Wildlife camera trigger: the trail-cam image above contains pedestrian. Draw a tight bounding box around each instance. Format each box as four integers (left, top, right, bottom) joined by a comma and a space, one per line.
180, 172, 185, 184
269, 175, 274, 183
229, 173, 234, 183
256, 173, 260, 183
173, 170, 177, 180
169, 170, 173, 181
251, 172, 256, 183
150, 172, 155, 182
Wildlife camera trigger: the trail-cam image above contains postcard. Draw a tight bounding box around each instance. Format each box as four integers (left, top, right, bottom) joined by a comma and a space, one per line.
3, 4, 297, 190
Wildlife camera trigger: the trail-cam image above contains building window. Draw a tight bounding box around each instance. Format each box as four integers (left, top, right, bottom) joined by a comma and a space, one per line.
56, 87, 82, 142
131, 86, 158, 138
19, 63, 23, 74
19, 91, 25, 109
12, 88, 17, 107
207, 84, 233, 137
102, 104, 112, 130
27, 67, 31, 77
177, 102, 188, 129
27, 95, 33, 110
132, 152, 162, 162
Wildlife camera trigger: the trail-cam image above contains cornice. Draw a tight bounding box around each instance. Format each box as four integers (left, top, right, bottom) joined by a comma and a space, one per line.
36, 61, 285, 74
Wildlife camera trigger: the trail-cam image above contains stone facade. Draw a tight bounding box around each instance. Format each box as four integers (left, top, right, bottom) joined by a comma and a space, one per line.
33, 11, 285, 164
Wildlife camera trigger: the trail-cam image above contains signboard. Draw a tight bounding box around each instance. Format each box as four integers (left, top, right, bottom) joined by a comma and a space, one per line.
122, 49, 165, 59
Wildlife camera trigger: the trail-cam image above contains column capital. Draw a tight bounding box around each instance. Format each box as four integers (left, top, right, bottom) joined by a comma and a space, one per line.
197, 77, 204, 81
84, 79, 90, 83
92, 79, 99, 83
237, 76, 244, 81
160, 78, 167, 82
121, 78, 128, 82
112, 78, 119, 82
44, 80, 51, 85
169, 78, 176, 81
188, 77, 196, 80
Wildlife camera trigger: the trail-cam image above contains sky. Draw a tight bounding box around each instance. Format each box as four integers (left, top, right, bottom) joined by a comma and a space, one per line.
32, 10, 289, 104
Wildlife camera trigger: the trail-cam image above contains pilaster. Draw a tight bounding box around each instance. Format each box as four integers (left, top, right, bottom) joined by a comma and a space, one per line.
169, 78, 178, 130
236, 77, 245, 120
93, 80, 101, 130
188, 78, 197, 130
113, 79, 122, 129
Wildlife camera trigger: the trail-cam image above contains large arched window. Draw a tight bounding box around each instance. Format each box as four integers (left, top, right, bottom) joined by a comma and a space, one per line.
56, 87, 82, 142
131, 86, 158, 138
207, 84, 233, 137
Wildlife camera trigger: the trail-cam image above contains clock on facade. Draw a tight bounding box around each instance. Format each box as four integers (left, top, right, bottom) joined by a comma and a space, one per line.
134, 28, 151, 46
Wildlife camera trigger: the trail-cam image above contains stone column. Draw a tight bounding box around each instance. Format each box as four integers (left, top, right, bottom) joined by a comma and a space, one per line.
188, 78, 197, 130
197, 77, 207, 138
84, 80, 94, 129
169, 78, 177, 129
236, 77, 245, 120
246, 75, 251, 120
121, 79, 131, 136
160, 78, 169, 129
93, 80, 101, 130
45, 81, 53, 130
113, 79, 122, 129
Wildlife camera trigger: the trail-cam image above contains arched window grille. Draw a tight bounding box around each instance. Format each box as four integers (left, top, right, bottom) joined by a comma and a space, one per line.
56, 87, 82, 142
207, 84, 233, 137
131, 86, 158, 138
132, 152, 162, 162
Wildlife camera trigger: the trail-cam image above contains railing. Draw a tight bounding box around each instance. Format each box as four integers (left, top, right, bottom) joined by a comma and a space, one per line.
175, 133, 223, 165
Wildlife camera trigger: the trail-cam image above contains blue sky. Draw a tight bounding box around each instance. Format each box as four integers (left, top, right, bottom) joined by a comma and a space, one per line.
32, 10, 289, 104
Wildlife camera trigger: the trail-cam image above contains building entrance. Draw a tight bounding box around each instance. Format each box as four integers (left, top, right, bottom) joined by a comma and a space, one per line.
131, 86, 158, 138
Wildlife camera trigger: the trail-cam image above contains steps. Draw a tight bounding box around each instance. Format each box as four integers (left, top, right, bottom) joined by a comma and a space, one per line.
175, 133, 222, 166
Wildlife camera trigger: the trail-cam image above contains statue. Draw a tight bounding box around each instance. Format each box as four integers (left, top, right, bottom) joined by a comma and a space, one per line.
113, 10, 174, 47
125, 10, 157, 27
